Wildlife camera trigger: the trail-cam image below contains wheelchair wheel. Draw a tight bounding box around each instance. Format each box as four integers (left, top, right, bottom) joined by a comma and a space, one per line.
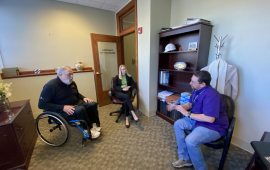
36, 112, 70, 147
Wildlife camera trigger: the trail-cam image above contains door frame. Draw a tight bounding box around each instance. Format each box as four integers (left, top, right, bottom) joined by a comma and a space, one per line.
116, 0, 139, 109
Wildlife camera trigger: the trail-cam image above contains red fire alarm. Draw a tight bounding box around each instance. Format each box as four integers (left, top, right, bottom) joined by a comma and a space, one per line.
138, 27, 142, 34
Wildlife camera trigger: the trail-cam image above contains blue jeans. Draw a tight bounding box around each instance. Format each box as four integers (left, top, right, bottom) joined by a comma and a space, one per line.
174, 117, 221, 170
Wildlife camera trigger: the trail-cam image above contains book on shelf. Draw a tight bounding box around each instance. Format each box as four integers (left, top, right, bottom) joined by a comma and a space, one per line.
180, 92, 191, 105
158, 90, 174, 99
172, 19, 210, 29
160, 28, 172, 32
159, 99, 167, 114
172, 25, 186, 29
171, 110, 184, 120
165, 73, 169, 84
186, 18, 211, 25
159, 71, 170, 84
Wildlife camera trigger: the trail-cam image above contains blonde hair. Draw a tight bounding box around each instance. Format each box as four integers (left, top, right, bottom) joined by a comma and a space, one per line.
118, 65, 131, 79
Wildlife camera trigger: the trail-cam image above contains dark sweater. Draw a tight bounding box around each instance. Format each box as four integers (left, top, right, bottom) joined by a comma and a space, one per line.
113, 75, 136, 93
38, 77, 85, 113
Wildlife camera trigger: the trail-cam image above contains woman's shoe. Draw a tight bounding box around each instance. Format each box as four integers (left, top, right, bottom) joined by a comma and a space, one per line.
133, 115, 139, 122
126, 120, 130, 128
131, 113, 139, 122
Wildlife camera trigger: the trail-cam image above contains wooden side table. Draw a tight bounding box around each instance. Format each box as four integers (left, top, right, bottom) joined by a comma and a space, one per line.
0, 100, 37, 170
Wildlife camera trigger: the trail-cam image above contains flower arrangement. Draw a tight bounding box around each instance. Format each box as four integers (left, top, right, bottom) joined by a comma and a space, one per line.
0, 81, 12, 100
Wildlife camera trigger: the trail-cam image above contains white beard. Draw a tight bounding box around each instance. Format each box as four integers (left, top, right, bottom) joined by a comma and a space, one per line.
62, 77, 73, 85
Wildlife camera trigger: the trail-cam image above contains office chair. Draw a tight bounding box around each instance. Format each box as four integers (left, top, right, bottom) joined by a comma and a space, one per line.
108, 77, 137, 122
184, 94, 236, 170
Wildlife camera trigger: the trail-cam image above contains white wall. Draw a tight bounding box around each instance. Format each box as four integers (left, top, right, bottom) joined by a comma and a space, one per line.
0, 0, 116, 116
137, 0, 151, 115
137, 0, 171, 116
149, 0, 171, 116
171, 0, 270, 152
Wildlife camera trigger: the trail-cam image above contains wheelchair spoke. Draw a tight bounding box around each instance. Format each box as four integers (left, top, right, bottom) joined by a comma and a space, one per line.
36, 113, 70, 147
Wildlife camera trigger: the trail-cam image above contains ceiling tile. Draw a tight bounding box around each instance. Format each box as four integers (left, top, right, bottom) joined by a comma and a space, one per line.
77, 0, 103, 8
104, 0, 127, 7
101, 3, 119, 11
92, 0, 106, 3
56, 0, 78, 4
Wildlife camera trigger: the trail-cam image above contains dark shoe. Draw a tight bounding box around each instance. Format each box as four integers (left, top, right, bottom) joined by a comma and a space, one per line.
126, 120, 130, 128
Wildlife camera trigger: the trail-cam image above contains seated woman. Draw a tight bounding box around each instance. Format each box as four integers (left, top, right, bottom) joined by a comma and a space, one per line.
114, 65, 138, 128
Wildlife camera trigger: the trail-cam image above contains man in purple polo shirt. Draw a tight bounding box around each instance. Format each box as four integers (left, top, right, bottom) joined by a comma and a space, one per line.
168, 71, 229, 170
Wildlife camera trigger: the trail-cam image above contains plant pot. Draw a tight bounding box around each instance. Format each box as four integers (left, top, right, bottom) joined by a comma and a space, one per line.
0, 98, 10, 113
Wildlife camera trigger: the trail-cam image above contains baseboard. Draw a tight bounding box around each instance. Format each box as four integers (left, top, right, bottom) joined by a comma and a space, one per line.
231, 136, 254, 153
139, 106, 156, 117
149, 109, 156, 117
139, 106, 149, 116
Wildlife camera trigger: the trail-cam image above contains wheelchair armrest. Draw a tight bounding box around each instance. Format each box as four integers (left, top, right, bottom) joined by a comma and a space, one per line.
132, 88, 137, 98
109, 89, 112, 100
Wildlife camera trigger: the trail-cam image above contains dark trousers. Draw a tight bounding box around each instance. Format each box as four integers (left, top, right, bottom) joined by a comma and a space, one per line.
61, 102, 100, 130
115, 91, 134, 117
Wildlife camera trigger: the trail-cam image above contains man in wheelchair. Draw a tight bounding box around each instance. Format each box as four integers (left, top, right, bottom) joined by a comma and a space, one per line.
38, 66, 101, 139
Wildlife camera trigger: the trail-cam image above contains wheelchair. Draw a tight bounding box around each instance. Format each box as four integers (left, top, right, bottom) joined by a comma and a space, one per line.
35, 111, 92, 147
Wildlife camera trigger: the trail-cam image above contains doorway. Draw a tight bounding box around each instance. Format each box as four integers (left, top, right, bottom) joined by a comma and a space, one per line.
91, 0, 138, 108
116, 0, 138, 109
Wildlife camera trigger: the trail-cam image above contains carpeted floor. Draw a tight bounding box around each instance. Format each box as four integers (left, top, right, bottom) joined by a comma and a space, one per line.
29, 104, 252, 170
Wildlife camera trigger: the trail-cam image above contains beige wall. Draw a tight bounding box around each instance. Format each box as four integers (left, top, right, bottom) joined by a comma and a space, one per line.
123, 33, 136, 81
0, 0, 116, 70
137, 0, 171, 116
3, 72, 96, 118
0, 0, 116, 117
170, 0, 270, 152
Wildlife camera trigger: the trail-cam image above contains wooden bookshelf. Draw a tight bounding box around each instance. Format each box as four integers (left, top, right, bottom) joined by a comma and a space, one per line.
157, 23, 213, 124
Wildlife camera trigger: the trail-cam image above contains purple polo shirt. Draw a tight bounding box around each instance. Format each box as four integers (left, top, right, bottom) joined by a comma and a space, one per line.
189, 86, 229, 136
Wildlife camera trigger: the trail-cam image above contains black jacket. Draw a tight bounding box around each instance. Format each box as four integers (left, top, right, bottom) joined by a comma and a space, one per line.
38, 77, 85, 113
113, 75, 136, 93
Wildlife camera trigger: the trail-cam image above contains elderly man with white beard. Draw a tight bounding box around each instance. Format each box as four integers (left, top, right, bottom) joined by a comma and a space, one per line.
38, 66, 101, 139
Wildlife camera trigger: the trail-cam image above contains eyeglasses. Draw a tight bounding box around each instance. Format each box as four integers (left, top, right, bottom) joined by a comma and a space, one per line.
190, 80, 200, 84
